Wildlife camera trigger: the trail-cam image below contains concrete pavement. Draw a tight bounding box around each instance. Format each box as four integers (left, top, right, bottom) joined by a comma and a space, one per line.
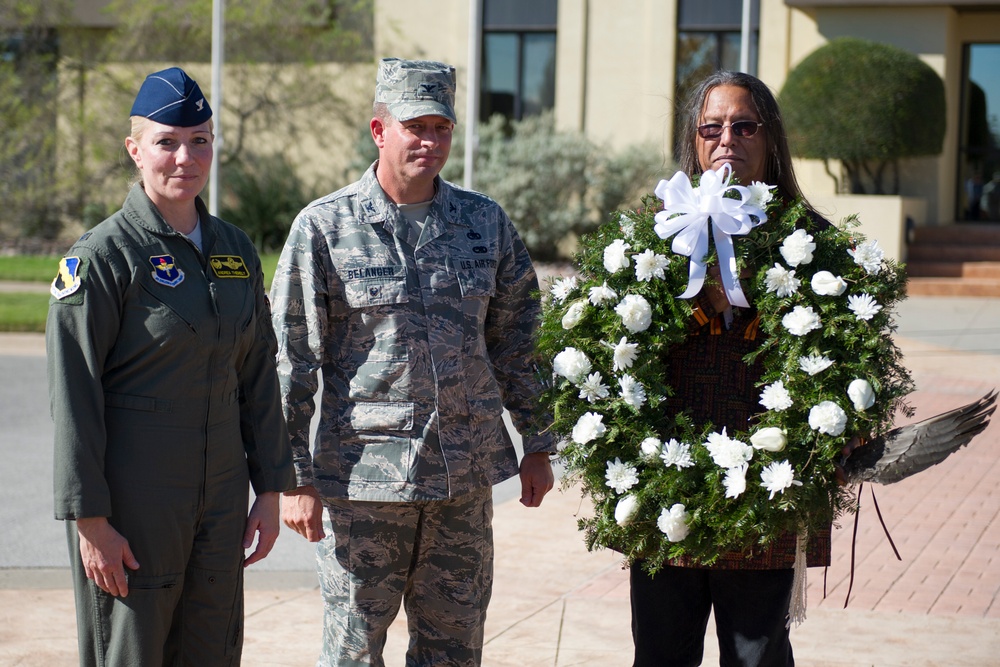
2, 295, 999, 666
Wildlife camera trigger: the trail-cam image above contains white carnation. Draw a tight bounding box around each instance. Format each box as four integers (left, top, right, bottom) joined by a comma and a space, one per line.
572, 411, 606, 444
779, 228, 816, 267
604, 239, 631, 274
808, 400, 848, 436
615, 294, 653, 333
747, 182, 776, 210
782, 305, 821, 336
552, 347, 592, 383
640, 437, 662, 461
657, 503, 691, 542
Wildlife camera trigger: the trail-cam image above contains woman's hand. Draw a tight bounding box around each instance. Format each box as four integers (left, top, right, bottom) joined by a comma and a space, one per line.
76, 517, 140, 597
243, 491, 281, 567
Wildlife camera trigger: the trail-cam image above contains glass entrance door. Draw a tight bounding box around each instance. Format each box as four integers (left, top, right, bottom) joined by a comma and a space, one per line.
958, 44, 1000, 221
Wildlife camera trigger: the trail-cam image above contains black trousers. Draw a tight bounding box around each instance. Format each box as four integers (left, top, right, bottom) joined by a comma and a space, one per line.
629, 564, 795, 667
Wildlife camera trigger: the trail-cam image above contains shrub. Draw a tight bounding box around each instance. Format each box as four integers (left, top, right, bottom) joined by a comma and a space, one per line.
220, 152, 320, 252
779, 37, 946, 195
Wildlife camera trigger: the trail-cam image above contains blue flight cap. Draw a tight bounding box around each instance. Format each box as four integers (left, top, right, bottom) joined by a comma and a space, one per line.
130, 67, 212, 126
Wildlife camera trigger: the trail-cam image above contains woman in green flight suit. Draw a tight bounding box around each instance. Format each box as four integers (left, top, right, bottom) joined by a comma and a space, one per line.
46, 67, 295, 666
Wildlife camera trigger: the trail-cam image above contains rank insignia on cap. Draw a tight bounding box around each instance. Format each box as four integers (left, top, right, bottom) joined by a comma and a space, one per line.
51, 256, 83, 299
209, 255, 250, 279
149, 254, 185, 287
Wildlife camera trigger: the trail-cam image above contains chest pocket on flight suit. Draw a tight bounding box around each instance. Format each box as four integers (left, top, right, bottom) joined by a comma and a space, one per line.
339, 273, 413, 482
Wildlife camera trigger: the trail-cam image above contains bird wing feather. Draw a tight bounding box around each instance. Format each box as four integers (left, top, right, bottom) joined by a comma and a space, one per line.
842, 390, 997, 485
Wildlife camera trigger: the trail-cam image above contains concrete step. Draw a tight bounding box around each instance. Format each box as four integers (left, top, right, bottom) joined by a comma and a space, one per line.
907, 245, 1000, 262
906, 261, 1000, 279
911, 223, 1000, 245
907, 277, 1000, 297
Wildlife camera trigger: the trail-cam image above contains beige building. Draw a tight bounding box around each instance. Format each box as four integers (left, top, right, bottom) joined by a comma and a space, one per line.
9, 0, 1000, 270
376, 0, 1000, 265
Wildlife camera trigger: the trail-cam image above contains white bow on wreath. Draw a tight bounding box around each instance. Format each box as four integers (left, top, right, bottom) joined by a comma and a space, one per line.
652, 164, 771, 308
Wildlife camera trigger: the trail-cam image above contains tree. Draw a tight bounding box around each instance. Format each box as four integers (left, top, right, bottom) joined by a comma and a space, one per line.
779, 37, 946, 195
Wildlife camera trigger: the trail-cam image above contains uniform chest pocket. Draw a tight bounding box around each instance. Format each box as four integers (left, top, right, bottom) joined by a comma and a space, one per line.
343, 276, 409, 308
455, 262, 496, 298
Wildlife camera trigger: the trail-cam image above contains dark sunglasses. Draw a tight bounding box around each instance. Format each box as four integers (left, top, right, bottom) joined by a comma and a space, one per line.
697, 121, 764, 139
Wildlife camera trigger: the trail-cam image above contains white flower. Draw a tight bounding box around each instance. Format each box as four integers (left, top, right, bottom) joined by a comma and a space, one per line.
615, 294, 653, 333
747, 181, 776, 210
634, 249, 670, 282
847, 378, 876, 411
660, 438, 695, 470
578, 372, 610, 403
612, 336, 639, 371
764, 263, 800, 297
808, 400, 848, 436
750, 427, 787, 452
605, 457, 640, 494
572, 411, 606, 444
811, 271, 848, 296
798, 354, 834, 376
705, 428, 753, 469
618, 374, 647, 409
760, 460, 803, 500
561, 301, 586, 329
849, 239, 885, 275
848, 293, 883, 321
588, 282, 618, 306
723, 463, 749, 499
640, 437, 662, 461
759, 380, 793, 412
553, 347, 592, 383
657, 503, 691, 542
779, 229, 816, 266
550, 275, 578, 303
615, 494, 640, 526
604, 239, 631, 274
619, 214, 636, 240
782, 305, 822, 336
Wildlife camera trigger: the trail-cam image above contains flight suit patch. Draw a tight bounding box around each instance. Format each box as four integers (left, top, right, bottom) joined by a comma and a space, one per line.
209, 255, 250, 279
50, 256, 84, 299
149, 255, 185, 287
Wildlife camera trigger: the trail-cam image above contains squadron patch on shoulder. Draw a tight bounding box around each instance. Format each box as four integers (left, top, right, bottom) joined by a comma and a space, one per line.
209, 255, 250, 279
50, 256, 84, 299
149, 254, 185, 287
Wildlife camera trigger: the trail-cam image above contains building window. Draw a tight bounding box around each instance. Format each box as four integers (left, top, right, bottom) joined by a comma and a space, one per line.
674, 0, 758, 155
958, 43, 1000, 221
480, 0, 557, 122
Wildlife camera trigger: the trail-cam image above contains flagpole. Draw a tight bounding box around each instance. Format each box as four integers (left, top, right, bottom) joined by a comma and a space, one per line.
209, 0, 224, 216
464, 0, 482, 190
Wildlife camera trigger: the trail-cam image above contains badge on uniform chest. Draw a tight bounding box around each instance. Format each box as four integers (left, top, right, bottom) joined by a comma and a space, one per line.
149, 255, 185, 287
210, 255, 250, 279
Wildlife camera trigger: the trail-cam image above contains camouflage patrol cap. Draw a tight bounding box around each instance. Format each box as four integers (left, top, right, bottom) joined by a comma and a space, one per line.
376, 58, 457, 123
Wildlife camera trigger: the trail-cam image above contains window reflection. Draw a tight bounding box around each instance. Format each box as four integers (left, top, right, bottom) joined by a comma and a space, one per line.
959, 44, 1000, 221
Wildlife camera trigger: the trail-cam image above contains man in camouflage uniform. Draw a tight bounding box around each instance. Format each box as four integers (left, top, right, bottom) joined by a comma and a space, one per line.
270, 57, 555, 667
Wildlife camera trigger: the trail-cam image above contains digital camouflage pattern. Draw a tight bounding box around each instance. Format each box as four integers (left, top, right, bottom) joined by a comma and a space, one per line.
317, 488, 493, 667
375, 57, 457, 123
270, 164, 553, 503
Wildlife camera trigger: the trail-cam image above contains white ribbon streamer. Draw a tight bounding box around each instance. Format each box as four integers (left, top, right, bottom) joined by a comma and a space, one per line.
653, 165, 767, 308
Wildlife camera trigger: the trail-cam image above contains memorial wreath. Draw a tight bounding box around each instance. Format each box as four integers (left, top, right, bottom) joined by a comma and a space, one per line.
536, 166, 914, 571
